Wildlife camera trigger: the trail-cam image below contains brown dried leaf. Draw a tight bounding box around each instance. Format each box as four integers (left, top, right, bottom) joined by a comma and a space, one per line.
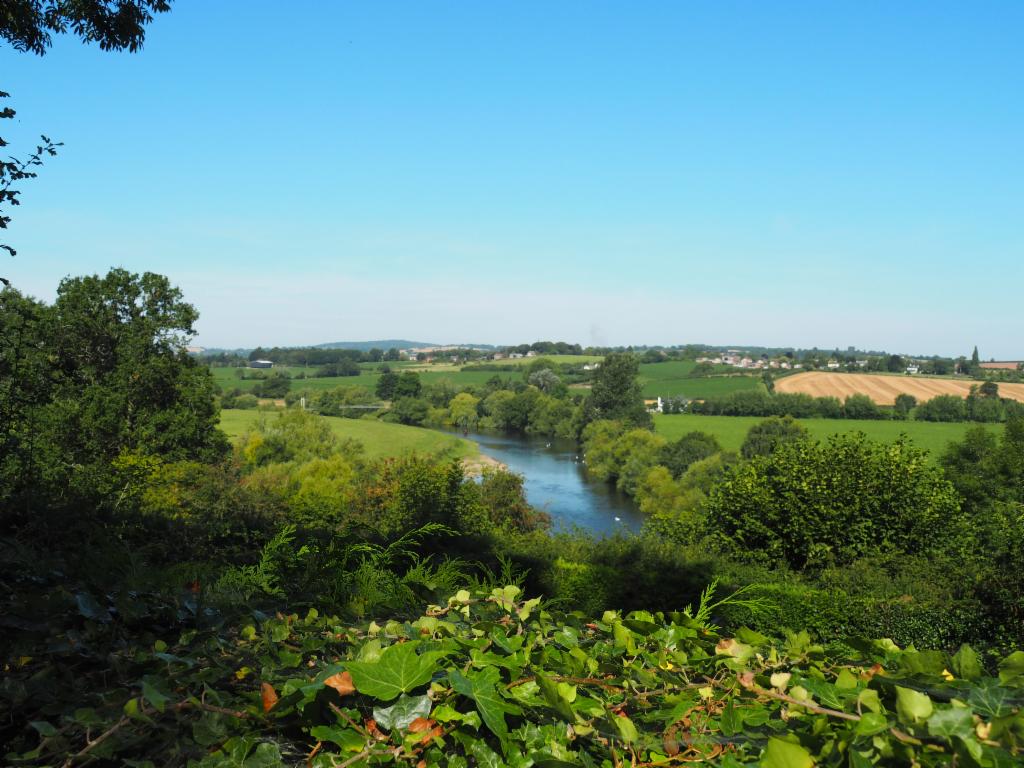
408, 717, 435, 733
324, 670, 355, 696
261, 682, 279, 713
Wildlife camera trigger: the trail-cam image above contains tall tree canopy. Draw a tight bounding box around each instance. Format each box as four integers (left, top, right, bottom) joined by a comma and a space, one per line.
585, 353, 651, 429
1, 269, 226, 509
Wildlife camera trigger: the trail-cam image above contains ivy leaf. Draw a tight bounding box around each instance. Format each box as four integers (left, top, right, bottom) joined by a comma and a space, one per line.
952, 644, 983, 681
968, 681, 1014, 718
29, 721, 58, 737
895, 686, 933, 725
997, 651, 1024, 685
535, 671, 575, 722
762, 737, 814, 768
611, 713, 639, 744
854, 711, 889, 737
193, 712, 229, 747
468, 738, 503, 768
927, 707, 974, 741
373, 694, 431, 731
347, 642, 445, 701
449, 666, 521, 747
141, 679, 170, 713
310, 725, 366, 752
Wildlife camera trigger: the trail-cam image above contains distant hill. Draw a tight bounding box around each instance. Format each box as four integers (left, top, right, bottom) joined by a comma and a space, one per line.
315, 340, 437, 351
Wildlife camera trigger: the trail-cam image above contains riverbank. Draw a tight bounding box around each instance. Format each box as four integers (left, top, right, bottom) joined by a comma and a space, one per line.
444, 429, 643, 535
460, 452, 507, 475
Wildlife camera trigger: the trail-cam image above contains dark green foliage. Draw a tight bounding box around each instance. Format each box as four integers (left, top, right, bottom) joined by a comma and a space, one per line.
316, 359, 361, 377
584, 353, 652, 429
980, 380, 1000, 398
395, 371, 422, 398
894, 392, 917, 419
300, 385, 378, 418
704, 433, 964, 570
916, 394, 967, 422
251, 371, 291, 398
659, 430, 721, 477
389, 396, 429, 425
941, 416, 1024, 637
739, 415, 808, 459
842, 393, 885, 419
0, 271, 227, 509
375, 369, 400, 399
693, 389, 776, 416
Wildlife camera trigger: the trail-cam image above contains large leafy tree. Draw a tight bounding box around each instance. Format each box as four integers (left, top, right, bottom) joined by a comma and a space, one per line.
1, 269, 227, 508
584, 353, 651, 429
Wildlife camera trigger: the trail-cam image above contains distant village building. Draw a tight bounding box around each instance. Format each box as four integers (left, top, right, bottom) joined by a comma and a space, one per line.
492, 353, 506, 360
525, 351, 537, 357
826, 360, 841, 370
185, 345, 205, 355
249, 360, 274, 369
906, 365, 920, 375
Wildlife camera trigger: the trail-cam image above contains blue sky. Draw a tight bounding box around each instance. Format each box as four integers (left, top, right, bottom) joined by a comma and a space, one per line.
2, 1, 1021, 356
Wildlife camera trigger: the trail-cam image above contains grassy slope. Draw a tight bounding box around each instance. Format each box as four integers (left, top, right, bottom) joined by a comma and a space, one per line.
219, 409, 478, 460
654, 413, 998, 458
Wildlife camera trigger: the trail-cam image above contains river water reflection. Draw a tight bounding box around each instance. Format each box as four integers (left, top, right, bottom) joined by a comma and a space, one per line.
458, 431, 643, 536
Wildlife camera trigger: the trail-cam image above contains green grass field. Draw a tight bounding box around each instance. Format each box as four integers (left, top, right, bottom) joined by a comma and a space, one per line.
218, 409, 477, 460
638, 361, 763, 399
463, 354, 604, 368
653, 413, 998, 459
210, 364, 532, 395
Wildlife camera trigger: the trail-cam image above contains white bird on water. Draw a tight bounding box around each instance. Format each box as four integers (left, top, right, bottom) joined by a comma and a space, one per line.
545, 443, 551, 448
614, 516, 621, 522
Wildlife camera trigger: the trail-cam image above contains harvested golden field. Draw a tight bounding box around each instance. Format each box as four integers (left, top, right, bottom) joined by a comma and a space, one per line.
775, 372, 1024, 405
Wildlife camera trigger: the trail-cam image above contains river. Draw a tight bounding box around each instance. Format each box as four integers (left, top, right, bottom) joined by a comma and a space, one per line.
459, 431, 643, 536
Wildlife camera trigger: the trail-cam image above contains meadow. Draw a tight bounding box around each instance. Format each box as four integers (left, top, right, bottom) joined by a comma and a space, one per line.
463, 354, 605, 367
210, 364, 521, 394
653, 413, 997, 458
218, 408, 478, 459
637, 360, 763, 399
